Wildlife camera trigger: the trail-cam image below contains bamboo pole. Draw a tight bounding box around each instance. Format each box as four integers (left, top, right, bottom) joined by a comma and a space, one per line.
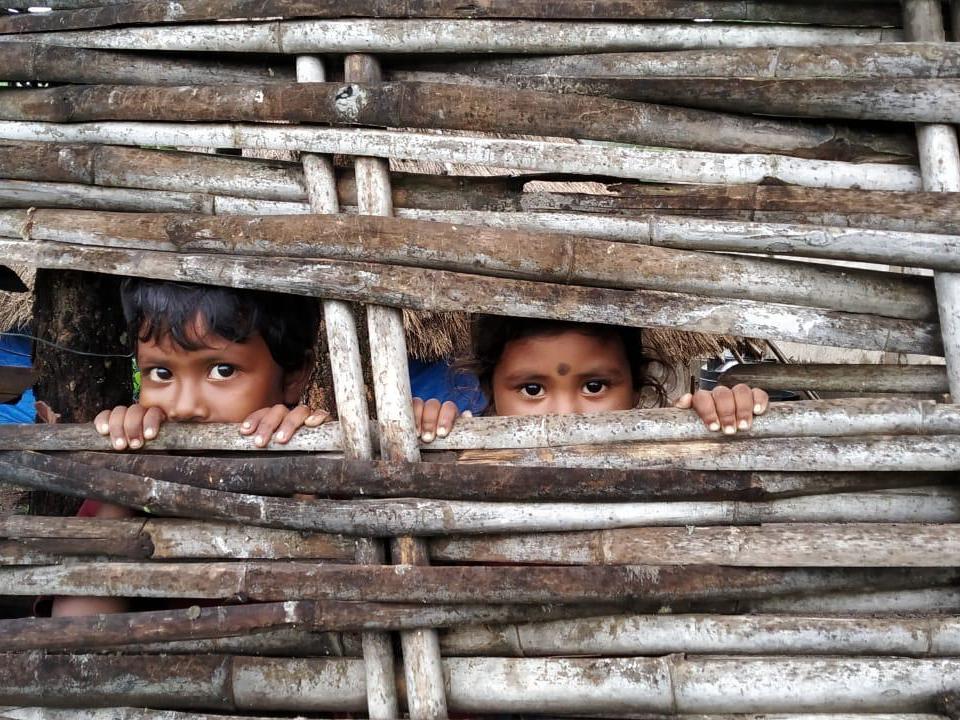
0, 121, 925, 191
0, 81, 915, 161
0, 21, 903, 54
297, 53, 398, 720
0, 653, 957, 713
439, 614, 960, 657
0, 561, 953, 604
0, 237, 941, 355
397, 43, 960, 80
749, 587, 960, 614
0, 516, 354, 562
904, 0, 960, 401
2, 208, 939, 320
718, 364, 949, 394
12, 181, 960, 270
0, 42, 293, 84
429, 523, 960, 567
344, 52, 446, 719
65, 451, 945, 503
4, 398, 958, 452
0, 0, 905, 32
0, 713, 948, 720
3, 452, 957, 533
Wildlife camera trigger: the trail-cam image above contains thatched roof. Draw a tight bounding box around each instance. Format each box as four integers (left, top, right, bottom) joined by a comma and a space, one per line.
0, 264, 33, 332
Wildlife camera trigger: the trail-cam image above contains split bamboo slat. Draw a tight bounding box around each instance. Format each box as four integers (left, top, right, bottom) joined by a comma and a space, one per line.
3, 1, 960, 716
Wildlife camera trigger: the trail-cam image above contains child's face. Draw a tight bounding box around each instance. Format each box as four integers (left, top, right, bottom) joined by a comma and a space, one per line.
136, 320, 300, 423
491, 330, 638, 416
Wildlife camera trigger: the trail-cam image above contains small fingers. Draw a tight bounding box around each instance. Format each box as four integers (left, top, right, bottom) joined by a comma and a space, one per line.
122, 404, 147, 450
732, 383, 755, 431
674, 392, 693, 410
711, 386, 738, 435
691, 390, 721, 432
249, 404, 289, 448
240, 407, 269, 436
434, 401, 460, 439
303, 408, 331, 427
752, 387, 769, 415
412, 397, 425, 435
142, 407, 166, 442
107, 406, 130, 451
419, 398, 442, 443
94, 409, 111, 436
273, 405, 311, 444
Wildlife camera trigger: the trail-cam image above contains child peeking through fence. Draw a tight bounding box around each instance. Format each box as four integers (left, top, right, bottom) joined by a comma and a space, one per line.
50, 278, 328, 617
412, 315, 769, 441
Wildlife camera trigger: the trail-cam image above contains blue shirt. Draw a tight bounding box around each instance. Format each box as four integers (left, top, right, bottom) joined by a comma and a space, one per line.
0, 332, 36, 424
408, 358, 486, 414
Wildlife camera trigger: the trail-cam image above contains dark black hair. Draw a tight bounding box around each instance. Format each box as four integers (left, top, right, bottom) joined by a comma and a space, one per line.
120, 278, 319, 373
457, 315, 668, 409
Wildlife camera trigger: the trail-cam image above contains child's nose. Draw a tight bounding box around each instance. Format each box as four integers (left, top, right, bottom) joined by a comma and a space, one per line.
167, 382, 209, 422
549, 394, 579, 416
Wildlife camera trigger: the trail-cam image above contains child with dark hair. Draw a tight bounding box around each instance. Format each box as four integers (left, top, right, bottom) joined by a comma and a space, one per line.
52, 278, 328, 617
413, 315, 769, 441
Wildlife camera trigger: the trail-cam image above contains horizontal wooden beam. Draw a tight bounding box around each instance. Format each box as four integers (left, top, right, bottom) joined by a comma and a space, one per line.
719, 363, 949, 393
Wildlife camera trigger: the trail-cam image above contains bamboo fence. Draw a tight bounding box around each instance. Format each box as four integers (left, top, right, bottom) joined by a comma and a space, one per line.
2, 1, 960, 717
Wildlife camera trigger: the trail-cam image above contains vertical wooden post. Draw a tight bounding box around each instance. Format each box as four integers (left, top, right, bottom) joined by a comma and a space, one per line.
296, 54, 398, 719
904, 0, 960, 401
345, 53, 449, 720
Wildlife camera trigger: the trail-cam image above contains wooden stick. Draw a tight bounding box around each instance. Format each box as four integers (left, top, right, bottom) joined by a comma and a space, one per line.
440, 613, 960, 657
65, 451, 945, 503
4, 398, 959, 452
0, 653, 957, 713
401, 43, 960, 80
0, 237, 941, 355
0, 712, 948, 720
2, 207, 937, 320
0, 561, 950, 603
749, 587, 960, 614
3, 21, 902, 54
429, 523, 960, 567
718, 363, 949, 394
0, 81, 914, 161
2, 453, 957, 534
0, 516, 354, 563
0, 121, 924, 191
0, 0, 904, 33
904, 0, 960, 402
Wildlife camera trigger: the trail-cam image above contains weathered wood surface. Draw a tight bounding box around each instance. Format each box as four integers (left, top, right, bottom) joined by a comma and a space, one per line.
0, 82, 913, 161
0, 0, 903, 34
430, 523, 960, 566
65, 452, 945, 503
0, 42, 292, 84
403, 43, 960, 80
742, 587, 960, 615
440, 614, 960, 657
2, 452, 957, 532
0, 121, 923, 191
0, 236, 941, 355
458, 436, 960, 471
1, 208, 937, 319
4, 398, 960, 452
719, 363, 949, 393
0, 516, 355, 562
1, 21, 903, 54
0, 653, 957, 713
0, 600, 589, 651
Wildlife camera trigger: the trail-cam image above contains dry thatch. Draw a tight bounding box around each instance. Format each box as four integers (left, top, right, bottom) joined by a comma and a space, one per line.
0, 264, 34, 332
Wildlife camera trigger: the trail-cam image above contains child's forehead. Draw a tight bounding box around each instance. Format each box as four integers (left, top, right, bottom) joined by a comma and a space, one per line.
500, 329, 629, 367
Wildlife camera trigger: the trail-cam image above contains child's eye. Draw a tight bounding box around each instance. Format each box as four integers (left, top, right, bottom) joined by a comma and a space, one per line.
208, 364, 236, 380
583, 380, 609, 395
145, 367, 173, 382
519, 383, 545, 398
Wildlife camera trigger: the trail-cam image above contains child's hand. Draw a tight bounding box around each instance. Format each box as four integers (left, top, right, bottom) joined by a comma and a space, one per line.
94, 404, 167, 451
412, 397, 462, 443
239, 404, 331, 447
676, 385, 768, 435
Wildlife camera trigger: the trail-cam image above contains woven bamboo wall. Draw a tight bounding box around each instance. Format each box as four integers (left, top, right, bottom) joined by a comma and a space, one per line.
1, 1, 960, 716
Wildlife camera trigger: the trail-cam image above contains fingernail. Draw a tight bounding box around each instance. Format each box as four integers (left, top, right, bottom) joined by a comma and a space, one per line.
275, 431, 285, 442
144, 428, 155, 440
754, 404, 764, 414
462, 410, 473, 418
242, 421, 252, 429
98, 423, 109, 434
422, 432, 434, 443
709, 422, 721, 432
114, 438, 125, 449
129, 439, 142, 449
738, 420, 749, 431
436, 426, 448, 437
254, 435, 264, 446
723, 426, 736, 435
